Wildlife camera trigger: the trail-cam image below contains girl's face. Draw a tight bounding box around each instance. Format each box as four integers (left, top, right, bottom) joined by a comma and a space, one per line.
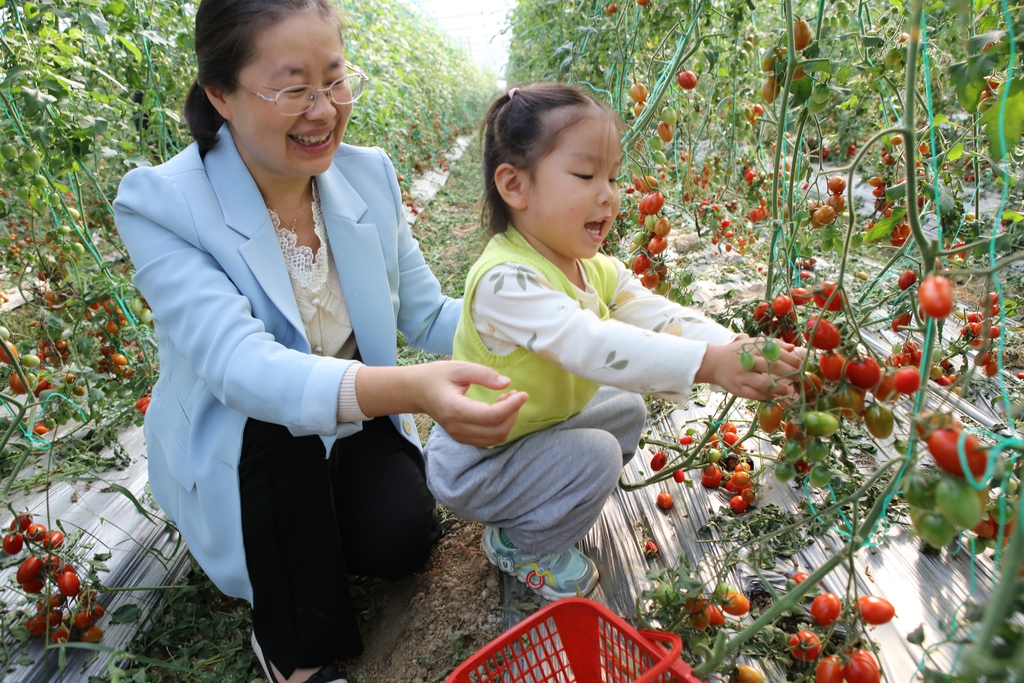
206, 10, 351, 187
510, 111, 622, 278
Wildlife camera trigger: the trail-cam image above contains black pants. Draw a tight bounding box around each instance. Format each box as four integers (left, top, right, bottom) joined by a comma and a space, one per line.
238, 416, 440, 678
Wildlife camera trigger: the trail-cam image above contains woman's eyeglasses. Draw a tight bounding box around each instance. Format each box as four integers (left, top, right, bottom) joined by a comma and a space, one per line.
246, 63, 368, 116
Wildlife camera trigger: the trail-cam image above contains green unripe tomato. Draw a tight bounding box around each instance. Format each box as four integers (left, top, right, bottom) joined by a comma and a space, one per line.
0, 326, 10, 339
775, 461, 797, 482
864, 404, 894, 439
31, 174, 48, 189
911, 508, 955, 548
782, 439, 803, 461
805, 439, 829, 462
67, 207, 81, 220
935, 477, 984, 529
809, 465, 833, 488
22, 150, 42, 171
654, 279, 671, 296
140, 309, 153, 324
71, 243, 85, 255
761, 340, 782, 362
648, 135, 664, 152
803, 411, 840, 437
651, 150, 668, 165
660, 107, 678, 126
645, 214, 657, 232
740, 349, 755, 371
707, 448, 723, 463
21, 353, 41, 368
0, 144, 17, 160
903, 473, 937, 509
3, 159, 20, 175
15, 187, 30, 201
885, 49, 902, 69
129, 297, 144, 315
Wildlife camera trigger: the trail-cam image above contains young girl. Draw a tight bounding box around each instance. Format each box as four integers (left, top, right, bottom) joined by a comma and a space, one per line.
424, 83, 803, 600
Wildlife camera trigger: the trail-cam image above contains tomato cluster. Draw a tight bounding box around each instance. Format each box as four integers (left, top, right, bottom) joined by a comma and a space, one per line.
4, 513, 105, 644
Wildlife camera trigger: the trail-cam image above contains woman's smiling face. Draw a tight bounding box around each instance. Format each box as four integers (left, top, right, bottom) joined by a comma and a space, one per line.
207, 10, 351, 185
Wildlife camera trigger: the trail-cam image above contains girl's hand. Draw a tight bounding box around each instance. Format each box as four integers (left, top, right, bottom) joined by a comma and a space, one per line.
695, 338, 805, 401
417, 361, 529, 447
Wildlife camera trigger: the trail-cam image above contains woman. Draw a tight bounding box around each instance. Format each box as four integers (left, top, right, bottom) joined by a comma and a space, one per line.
112, 1, 527, 681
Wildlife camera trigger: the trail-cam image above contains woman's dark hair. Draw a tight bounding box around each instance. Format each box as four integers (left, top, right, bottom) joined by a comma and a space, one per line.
184, 0, 342, 156
481, 83, 621, 235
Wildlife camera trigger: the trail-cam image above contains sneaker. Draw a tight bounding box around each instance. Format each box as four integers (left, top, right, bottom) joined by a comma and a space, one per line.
481, 526, 599, 600
251, 632, 348, 683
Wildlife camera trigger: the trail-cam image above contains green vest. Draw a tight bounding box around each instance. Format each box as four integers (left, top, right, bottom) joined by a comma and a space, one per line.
453, 227, 619, 445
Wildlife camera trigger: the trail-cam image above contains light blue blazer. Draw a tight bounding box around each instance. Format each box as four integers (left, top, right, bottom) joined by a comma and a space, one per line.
112, 126, 460, 603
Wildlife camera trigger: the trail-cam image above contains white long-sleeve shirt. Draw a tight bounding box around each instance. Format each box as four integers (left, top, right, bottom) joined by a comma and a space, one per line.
470, 258, 739, 400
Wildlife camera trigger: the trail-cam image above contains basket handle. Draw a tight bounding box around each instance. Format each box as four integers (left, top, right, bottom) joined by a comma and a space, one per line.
633, 629, 683, 683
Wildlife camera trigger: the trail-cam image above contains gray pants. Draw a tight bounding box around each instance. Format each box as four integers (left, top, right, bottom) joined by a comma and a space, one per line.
424, 386, 646, 554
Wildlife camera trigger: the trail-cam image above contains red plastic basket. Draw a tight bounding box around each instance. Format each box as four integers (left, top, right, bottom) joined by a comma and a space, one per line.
447, 598, 704, 683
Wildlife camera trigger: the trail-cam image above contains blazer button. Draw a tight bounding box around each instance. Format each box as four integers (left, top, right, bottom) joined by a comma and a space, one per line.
403, 419, 413, 435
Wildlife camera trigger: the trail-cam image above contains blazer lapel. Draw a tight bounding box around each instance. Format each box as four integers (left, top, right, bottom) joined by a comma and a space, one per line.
205, 128, 306, 342
316, 163, 397, 368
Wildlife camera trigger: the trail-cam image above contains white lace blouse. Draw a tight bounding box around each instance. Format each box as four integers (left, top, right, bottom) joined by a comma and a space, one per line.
268, 180, 369, 423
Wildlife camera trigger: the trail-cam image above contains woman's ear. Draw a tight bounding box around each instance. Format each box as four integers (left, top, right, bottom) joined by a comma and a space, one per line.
493, 163, 529, 210
203, 85, 235, 122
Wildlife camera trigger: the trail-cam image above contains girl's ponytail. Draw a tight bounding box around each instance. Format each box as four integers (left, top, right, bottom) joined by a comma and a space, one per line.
184, 81, 226, 156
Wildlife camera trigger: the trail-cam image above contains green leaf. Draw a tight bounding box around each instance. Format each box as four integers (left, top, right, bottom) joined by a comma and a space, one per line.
946, 141, 964, 161
949, 52, 1000, 113
20, 87, 57, 116
109, 603, 142, 624
861, 35, 884, 47
922, 183, 956, 212
117, 35, 143, 62
932, 114, 951, 125
790, 76, 813, 104
979, 78, 1024, 160
80, 10, 110, 36
1001, 209, 1024, 222
884, 183, 909, 201
907, 624, 925, 645
865, 208, 906, 241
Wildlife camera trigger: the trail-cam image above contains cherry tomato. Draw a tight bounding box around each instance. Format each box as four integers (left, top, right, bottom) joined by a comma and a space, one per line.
50, 625, 70, 643
793, 19, 812, 50
804, 411, 840, 437
843, 649, 881, 683
74, 611, 94, 629
16, 555, 43, 584
57, 571, 81, 598
792, 287, 812, 305
672, 469, 686, 483
722, 591, 750, 615
9, 513, 33, 533
773, 294, 794, 316
845, 356, 882, 390
656, 491, 673, 510
25, 523, 47, 542
753, 301, 771, 323
858, 595, 895, 624
815, 656, 844, 683
894, 368, 921, 395
45, 530, 64, 550
650, 451, 667, 471
792, 571, 810, 584
898, 269, 918, 290
926, 428, 988, 478
865, 404, 894, 439
706, 604, 726, 626
827, 176, 847, 194
679, 434, 693, 446
813, 281, 843, 311
918, 275, 954, 318
789, 630, 822, 661
805, 317, 841, 350
632, 252, 651, 274
3, 532, 23, 555
819, 352, 845, 383
758, 403, 783, 433
701, 465, 723, 488
729, 495, 749, 513
811, 592, 842, 626
677, 70, 698, 90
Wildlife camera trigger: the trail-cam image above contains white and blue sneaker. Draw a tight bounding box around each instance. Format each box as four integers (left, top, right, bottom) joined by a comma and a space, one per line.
481, 526, 599, 600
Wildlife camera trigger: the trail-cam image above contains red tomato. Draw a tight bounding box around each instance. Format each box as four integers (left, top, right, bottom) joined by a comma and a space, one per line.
650, 451, 667, 471
3, 532, 23, 555
819, 352, 846, 382
9, 514, 33, 533
74, 611, 94, 629
789, 630, 822, 661
656, 491, 673, 509
706, 604, 726, 626
791, 287, 812, 305
926, 428, 987, 478
50, 626, 70, 643
26, 614, 46, 637
813, 282, 843, 311
57, 571, 81, 598
894, 368, 920, 395
135, 396, 151, 415
753, 301, 771, 323
805, 317, 841, 350
815, 656, 844, 683
773, 294, 794, 316
845, 356, 882, 390
858, 595, 895, 624
632, 253, 651, 275
918, 276, 954, 318
16, 555, 43, 584
677, 70, 698, 89
729, 496, 749, 513
679, 434, 693, 446
80, 625, 104, 643
45, 530, 64, 550
672, 469, 686, 483
791, 571, 810, 584
827, 176, 847, 194
647, 236, 667, 255
25, 523, 46, 542
701, 465, 723, 488
891, 312, 912, 333
639, 191, 665, 215
898, 269, 918, 290
758, 403, 783, 433
842, 650, 881, 683
810, 592, 842, 626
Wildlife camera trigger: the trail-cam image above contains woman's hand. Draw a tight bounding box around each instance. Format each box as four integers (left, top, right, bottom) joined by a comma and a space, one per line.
355, 361, 528, 447
695, 338, 806, 401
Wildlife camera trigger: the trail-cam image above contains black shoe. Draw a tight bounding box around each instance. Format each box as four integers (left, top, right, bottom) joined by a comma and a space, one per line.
251, 632, 348, 683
